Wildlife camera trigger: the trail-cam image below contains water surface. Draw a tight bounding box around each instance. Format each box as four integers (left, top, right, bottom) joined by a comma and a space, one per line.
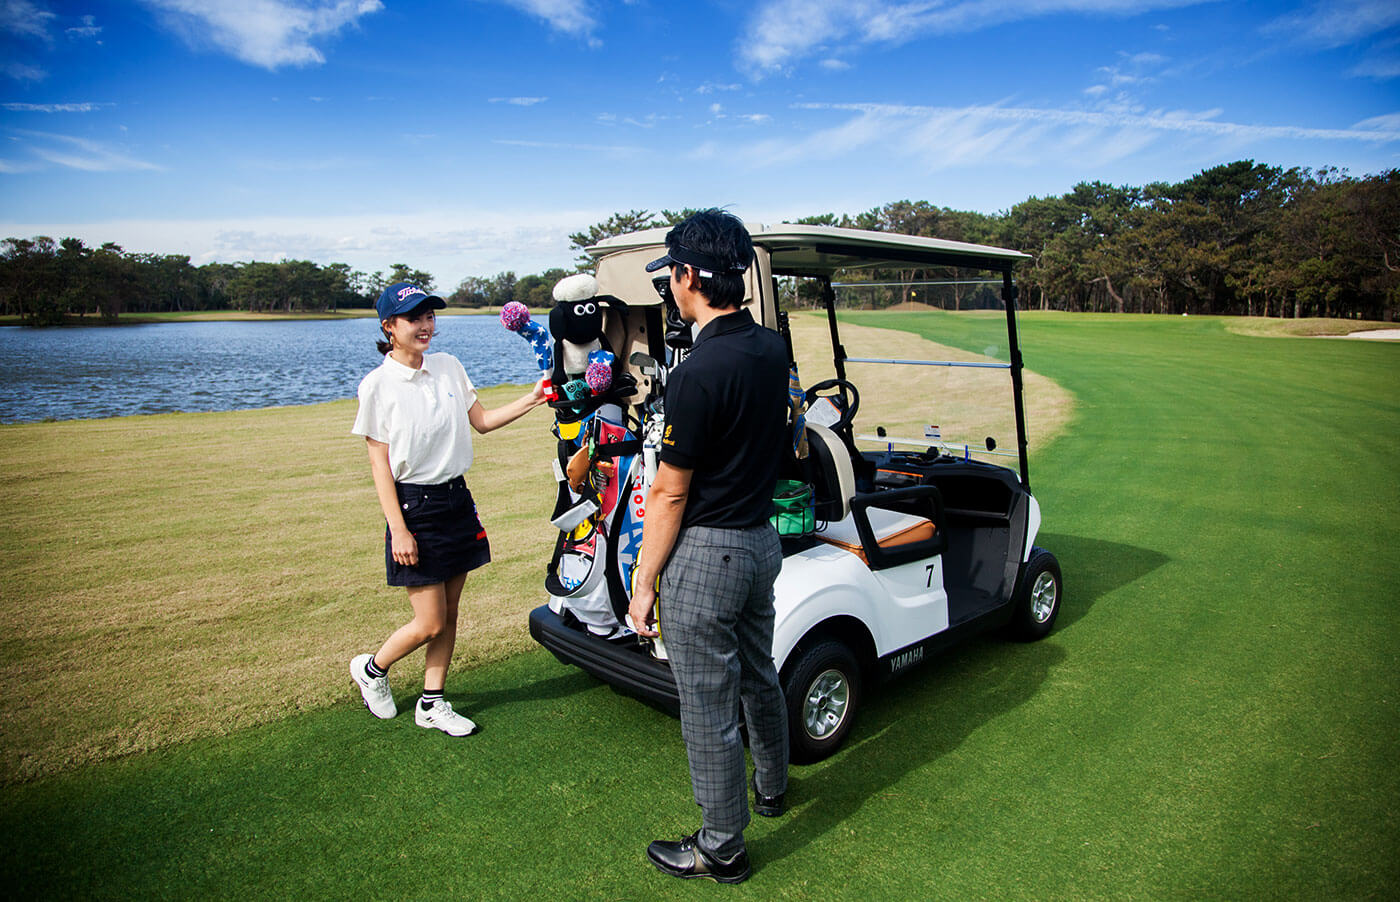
0, 317, 540, 424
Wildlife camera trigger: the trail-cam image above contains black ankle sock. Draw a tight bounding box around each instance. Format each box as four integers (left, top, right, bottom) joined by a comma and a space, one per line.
364, 656, 388, 679
420, 690, 443, 711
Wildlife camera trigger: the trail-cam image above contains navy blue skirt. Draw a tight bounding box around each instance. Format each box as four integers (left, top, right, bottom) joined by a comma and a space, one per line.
386, 477, 491, 587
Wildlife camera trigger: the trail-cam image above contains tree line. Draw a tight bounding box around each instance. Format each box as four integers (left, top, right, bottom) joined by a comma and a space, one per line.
0, 238, 435, 326
789, 162, 1396, 320
2, 163, 1394, 325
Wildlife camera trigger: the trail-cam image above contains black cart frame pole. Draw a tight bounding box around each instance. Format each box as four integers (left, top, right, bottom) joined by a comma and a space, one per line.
821, 277, 848, 383
1002, 267, 1031, 491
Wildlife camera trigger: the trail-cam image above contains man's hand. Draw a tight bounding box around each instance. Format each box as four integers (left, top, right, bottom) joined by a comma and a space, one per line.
629, 462, 691, 638
629, 574, 659, 638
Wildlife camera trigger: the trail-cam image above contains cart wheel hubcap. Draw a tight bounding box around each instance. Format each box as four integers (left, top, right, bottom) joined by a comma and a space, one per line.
1030, 571, 1058, 623
803, 669, 849, 740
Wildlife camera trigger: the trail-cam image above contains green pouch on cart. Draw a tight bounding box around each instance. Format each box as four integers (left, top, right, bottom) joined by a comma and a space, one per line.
771, 479, 815, 537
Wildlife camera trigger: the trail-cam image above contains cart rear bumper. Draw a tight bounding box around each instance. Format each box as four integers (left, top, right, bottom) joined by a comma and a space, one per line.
528, 604, 680, 712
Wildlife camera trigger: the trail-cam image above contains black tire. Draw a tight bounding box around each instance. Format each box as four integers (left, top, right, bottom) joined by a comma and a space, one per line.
1007, 547, 1062, 641
782, 639, 862, 764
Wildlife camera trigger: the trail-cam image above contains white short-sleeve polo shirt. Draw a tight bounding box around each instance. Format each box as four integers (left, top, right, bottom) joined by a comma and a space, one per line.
352, 352, 479, 485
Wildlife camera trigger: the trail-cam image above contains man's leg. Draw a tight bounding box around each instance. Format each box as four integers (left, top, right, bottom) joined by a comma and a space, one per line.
736, 525, 788, 800
660, 527, 750, 859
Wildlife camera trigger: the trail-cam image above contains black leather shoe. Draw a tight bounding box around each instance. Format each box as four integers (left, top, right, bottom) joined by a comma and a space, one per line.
646, 832, 750, 884
753, 775, 785, 817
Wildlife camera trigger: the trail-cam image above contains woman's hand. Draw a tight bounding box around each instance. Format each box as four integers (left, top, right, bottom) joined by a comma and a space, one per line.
530, 376, 548, 405
389, 526, 418, 566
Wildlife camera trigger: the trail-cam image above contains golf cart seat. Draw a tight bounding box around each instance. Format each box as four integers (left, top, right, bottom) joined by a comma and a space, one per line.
805, 422, 947, 570
805, 422, 855, 522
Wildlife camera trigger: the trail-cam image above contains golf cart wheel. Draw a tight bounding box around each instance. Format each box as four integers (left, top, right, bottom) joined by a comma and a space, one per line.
783, 639, 862, 764
1007, 547, 1062, 641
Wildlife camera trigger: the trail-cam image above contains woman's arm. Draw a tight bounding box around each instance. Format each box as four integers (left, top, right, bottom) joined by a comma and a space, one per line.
467, 378, 547, 434
366, 437, 417, 566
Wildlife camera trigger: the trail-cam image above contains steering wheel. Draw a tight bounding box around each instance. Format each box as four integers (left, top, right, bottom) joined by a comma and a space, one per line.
803, 378, 860, 434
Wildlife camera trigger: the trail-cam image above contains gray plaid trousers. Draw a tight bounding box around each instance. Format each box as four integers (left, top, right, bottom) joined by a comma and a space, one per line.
659, 523, 788, 857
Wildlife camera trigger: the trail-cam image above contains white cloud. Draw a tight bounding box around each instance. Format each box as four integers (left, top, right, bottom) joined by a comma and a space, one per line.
0, 0, 54, 40
493, 138, 645, 155
715, 101, 1400, 173
66, 14, 102, 39
6, 131, 162, 171
697, 82, 742, 94
489, 96, 548, 105
596, 112, 666, 128
819, 58, 851, 71
138, 0, 384, 70
1350, 55, 1400, 80
1125, 51, 1166, 66
1264, 0, 1400, 49
1353, 112, 1400, 130
1, 102, 105, 112
494, 0, 596, 37
1093, 48, 1171, 90
236, 153, 358, 171
737, 0, 1210, 74
4, 62, 46, 81
0, 210, 607, 285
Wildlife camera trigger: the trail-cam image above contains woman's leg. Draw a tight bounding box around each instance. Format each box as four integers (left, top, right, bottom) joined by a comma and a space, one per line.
421, 572, 467, 692
373, 581, 449, 671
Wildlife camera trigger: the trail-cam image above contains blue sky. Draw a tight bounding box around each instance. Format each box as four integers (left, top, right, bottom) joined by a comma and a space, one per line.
2, 0, 1397, 290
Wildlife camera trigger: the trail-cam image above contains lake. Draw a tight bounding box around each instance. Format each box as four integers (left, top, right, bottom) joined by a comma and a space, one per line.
0, 316, 543, 424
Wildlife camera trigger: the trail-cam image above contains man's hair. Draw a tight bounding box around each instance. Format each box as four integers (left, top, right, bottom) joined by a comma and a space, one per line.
666, 209, 753, 310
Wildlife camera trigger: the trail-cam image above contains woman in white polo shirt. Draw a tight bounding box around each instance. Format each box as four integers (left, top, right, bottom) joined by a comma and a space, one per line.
349, 281, 546, 736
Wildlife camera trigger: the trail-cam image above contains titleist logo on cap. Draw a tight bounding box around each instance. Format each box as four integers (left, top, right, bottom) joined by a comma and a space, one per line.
397, 286, 421, 300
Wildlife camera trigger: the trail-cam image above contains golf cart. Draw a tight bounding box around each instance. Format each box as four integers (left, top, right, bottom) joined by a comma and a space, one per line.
527, 224, 1062, 763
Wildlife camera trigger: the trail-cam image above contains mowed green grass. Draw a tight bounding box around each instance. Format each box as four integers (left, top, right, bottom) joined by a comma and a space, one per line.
2, 312, 1398, 899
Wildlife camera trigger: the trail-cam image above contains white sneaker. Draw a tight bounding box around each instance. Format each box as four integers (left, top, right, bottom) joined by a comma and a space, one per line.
350, 653, 396, 719
415, 698, 478, 736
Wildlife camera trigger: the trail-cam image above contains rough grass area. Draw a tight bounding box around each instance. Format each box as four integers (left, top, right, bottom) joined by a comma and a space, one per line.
0, 316, 1062, 783
789, 312, 1073, 457
0, 389, 556, 782
1, 311, 1394, 898
1218, 315, 1394, 338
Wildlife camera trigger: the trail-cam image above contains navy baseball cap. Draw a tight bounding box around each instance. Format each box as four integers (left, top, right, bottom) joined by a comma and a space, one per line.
376, 282, 445, 320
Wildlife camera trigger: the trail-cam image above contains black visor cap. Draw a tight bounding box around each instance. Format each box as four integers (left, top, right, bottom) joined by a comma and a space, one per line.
644, 242, 750, 275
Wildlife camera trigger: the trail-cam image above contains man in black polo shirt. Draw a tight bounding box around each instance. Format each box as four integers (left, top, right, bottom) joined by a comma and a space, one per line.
628, 209, 790, 885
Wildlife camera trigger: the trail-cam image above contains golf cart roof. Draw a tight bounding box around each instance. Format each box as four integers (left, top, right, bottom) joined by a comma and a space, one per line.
587, 223, 1030, 276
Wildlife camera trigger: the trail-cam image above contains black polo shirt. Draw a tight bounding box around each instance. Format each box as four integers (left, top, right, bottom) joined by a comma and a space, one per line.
659, 307, 790, 529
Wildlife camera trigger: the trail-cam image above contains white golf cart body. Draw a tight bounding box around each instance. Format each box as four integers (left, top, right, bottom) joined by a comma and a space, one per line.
527, 224, 1061, 762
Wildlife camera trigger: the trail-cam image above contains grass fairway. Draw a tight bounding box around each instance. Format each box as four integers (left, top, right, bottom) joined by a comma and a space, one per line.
0, 317, 1060, 784
2, 312, 1397, 898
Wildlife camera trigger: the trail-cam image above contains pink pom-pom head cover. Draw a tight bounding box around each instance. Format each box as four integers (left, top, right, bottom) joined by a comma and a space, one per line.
500, 301, 530, 332
585, 360, 612, 394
